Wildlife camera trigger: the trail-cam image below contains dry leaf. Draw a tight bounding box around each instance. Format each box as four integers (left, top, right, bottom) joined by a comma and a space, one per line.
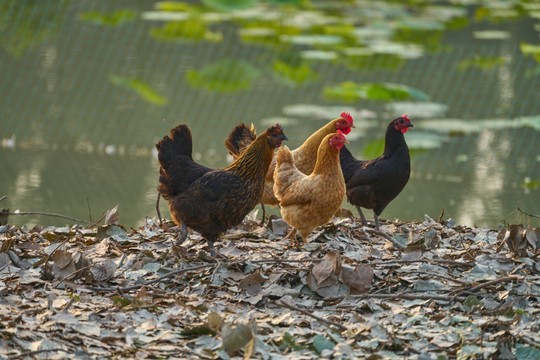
239, 271, 265, 296
91, 258, 117, 282
222, 323, 252, 354
311, 251, 341, 286
525, 226, 538, 251
341, 264, 373, 294
104, 205, 119, 225
208, 312, 222, 333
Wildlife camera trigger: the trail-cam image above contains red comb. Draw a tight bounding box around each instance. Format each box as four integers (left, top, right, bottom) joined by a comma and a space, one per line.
337, 130, 346, 137
340, 112, 353, 124
401, 114, 410, 122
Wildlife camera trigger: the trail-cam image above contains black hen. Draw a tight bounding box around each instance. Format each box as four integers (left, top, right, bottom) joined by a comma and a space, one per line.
339, 115, 413, 229
156, 123, 287, 256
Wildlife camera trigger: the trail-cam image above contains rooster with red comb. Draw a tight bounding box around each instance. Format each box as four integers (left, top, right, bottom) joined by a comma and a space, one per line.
339, 114, 413, 229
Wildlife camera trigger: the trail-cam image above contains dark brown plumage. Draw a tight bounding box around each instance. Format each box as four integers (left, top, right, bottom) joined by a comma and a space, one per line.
156, 123, 287, 256
339, 115, 413, 229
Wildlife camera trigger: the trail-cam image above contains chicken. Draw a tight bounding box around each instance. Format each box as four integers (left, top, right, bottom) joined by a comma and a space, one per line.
339, 115, 414, 230
156, 123, 287, 256
273, 131, 348, 245
225, 112, 354, 207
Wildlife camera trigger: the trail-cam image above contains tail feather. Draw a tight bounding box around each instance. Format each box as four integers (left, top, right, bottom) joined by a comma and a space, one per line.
224, 123, 256, 159
156, 124, 209, 199
156, 124, 193, 161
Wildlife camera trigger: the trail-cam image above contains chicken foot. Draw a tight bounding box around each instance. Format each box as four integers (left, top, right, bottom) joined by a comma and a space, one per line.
173, 223, 189, 246
356, 206, 368, 226
355, 206, 380, 230
283, 228, 305, 247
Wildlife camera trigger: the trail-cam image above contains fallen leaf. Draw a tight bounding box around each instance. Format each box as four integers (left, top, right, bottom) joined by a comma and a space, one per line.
525, 226, 538, 251
91, 258, 117, 282
208, 312, 222, 332
239, 271, 265, 295
105, 205, 119, 225
222, 323, 252, 354
311, 251, 341, 287
341, 264, 373, 294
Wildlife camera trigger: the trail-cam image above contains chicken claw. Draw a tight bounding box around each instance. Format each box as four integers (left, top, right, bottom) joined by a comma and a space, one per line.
174, 223, 189, 246
283, 228, 304, 247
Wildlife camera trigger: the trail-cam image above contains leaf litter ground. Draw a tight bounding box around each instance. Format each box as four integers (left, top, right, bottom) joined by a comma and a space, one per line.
0, 211, 539, 359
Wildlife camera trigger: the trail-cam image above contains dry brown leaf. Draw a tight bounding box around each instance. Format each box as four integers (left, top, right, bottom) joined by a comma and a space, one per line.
239, 271, 266, 295
525, 226, 538, 251
208, 312, 222, 333
91, 258, 117, 282
341, 264, 373, 294
222, 323, 253, 354
311, 251, 341, 286
104, 205, 119, 225
504, 224, 528, 257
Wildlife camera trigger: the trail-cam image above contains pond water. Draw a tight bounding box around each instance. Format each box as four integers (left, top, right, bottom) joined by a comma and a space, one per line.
1, 0, 539, 229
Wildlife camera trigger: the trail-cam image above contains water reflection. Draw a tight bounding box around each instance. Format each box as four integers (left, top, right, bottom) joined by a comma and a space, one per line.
0, 0, 539, 229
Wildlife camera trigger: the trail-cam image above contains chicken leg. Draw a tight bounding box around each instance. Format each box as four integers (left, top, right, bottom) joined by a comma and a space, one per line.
175, 222, 189, 246
355, 206, 380, 230
356, 206, 368, 226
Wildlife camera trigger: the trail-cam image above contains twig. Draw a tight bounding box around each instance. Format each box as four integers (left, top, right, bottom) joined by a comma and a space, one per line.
517, 207, 540, 219
86, 263, 217, 292
86, 199, 92, 223
86, 212, 107, 228
517, 335, 540, 348
3, 211, 89, 223
0, 195, 7, 203
210, 261, 221, 283
437, 208, 445, 223
62, 296, 77, 313
365, 229, 406, 249
276, 299, 347, 331
353, 293, 466, 302
452, 275, 522, 298
54, 265, 93, 288
8, 348, 66, 360
369, 259, 474, 268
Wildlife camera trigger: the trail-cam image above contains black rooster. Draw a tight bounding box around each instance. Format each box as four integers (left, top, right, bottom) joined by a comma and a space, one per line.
339, 115, 413, 229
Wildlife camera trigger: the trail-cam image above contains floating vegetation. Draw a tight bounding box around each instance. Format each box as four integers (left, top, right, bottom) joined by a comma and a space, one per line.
79, 9, 137, 26
186, 59, 261, 92
150, 18, 222, 42
273, 60, 318, 86
109, 75, 168, 105
202, 0, 259, 12
323, 82, 430, 103
457, 55, 507, 71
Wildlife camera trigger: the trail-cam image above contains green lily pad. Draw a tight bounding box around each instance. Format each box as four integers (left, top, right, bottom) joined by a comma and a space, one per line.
323, 81, 429, 102
79, 9, 136, 26
187, 59, 261, 92
150, 19, 222, 42
110, 75, 168, 105
457, 55, 506, 71
202, 0, 259, 12
272, 59, 318, 86
521, 43, 540, 62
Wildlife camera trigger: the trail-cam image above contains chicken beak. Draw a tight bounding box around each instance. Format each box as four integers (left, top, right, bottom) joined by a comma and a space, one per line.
407, 122, 414, 128
281, 134, 289, 141
344, 139, 349, 144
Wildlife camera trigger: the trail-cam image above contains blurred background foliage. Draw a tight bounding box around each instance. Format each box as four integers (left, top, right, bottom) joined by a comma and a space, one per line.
0, 0, 539, 228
